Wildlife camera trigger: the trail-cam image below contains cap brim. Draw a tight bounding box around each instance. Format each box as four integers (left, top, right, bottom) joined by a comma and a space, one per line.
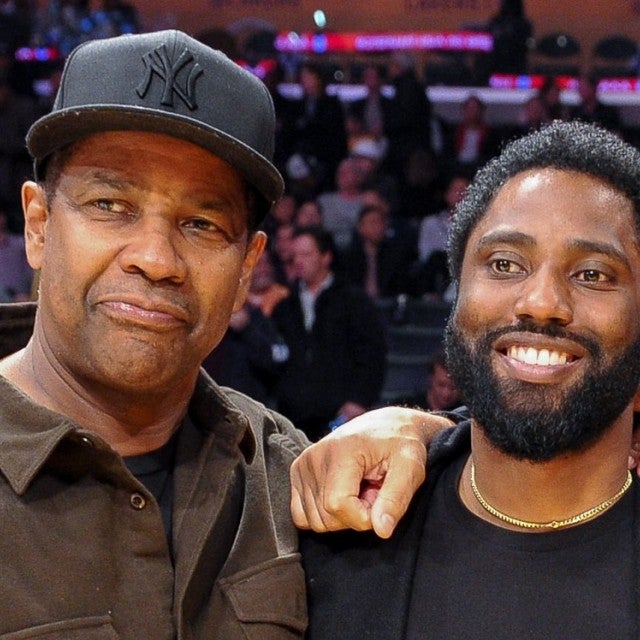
27, 104, 285, 206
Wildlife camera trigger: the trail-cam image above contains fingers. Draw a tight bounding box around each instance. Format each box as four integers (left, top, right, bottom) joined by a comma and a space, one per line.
318, 451, 377, 531
290, 434, 427, 537
289, 406, 439, 537
290, 441, 372, 533
370, 440, 427, 538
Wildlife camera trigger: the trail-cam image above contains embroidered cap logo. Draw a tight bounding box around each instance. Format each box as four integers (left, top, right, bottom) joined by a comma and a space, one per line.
136, 43, 203, 110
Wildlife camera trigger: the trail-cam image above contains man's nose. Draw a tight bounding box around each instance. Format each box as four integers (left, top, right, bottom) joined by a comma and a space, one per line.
118, 216, 187, 283
513, 266, 573, 326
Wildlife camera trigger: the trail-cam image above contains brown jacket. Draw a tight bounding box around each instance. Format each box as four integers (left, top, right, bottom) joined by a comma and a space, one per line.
0, 303, 309, 639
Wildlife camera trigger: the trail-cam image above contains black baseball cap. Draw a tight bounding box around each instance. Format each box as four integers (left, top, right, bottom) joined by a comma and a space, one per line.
26, 30, 284, 220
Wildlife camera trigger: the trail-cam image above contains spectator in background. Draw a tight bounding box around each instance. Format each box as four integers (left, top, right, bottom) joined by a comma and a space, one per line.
337, 203, 413, 300
344, 109, 370, 155
398, 146, 444, 220
288, 61, 348, 192
539, 76, 567, 121
272, 225, 387, 441
454, 95, 492, 170
262, 59, 296, 176
0, 206, 32, 301
350, 137, 399, 215
517, 94, 551, 133
318, 157, 364, 250
413, 172, 470, 296
486, 0, 533, 74
389, 349, 460, 412
203, 251, 290, 409
348, 63, 391, 141
569, 73, 621, 133
500, 91, 556, 145
361, 187, 418, 256
261, 192, 296, 238
412, 173, 469, 299
245, 249, 290, 317
295, 198, 323, 227
384, 50, 432, 183
271, 222, 297, 285
417, 173, 470, 266
284, 150, 322, 202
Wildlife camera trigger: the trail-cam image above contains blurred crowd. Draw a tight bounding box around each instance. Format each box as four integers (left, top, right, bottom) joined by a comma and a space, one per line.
0, 0, 632, 441
207, 55, 629, 440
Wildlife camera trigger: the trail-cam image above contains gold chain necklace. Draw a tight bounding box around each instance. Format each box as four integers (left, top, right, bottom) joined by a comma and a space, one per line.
469, 463, 633, 530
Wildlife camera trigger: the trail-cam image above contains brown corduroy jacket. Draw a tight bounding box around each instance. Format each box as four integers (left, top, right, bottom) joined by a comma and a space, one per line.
0, 302, 309, 639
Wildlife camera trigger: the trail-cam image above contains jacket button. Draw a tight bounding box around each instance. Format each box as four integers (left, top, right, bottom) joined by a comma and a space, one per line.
130, 493, 147, 510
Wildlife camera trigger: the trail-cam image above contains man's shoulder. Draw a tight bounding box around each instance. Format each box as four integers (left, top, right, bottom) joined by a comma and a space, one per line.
301, 426, 469, 640
218, 384, 310, 456
319, 279, 375, 309
428, 418, 471, 469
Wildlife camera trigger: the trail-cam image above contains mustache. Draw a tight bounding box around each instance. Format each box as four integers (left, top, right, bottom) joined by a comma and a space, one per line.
452, 318, 602, 359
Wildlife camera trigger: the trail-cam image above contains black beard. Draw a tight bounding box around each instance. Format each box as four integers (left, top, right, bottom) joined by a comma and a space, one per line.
444, 317, 640, 462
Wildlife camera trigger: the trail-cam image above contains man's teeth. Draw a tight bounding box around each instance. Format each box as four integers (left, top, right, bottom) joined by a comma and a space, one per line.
507, 346, 568, 366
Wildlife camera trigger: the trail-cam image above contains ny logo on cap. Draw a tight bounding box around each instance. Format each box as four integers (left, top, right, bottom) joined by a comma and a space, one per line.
136, 44, 203, 110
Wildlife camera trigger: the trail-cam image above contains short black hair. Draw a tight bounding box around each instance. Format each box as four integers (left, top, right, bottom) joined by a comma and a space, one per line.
293, 224, 335, 255
448, 120, 640, 283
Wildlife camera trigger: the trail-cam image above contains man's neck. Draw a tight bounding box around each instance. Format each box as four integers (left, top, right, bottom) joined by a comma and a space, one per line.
302, 271, 333, 296
0, 338, 194, 457
363, 238, 380, 252
458, 414, 633, 532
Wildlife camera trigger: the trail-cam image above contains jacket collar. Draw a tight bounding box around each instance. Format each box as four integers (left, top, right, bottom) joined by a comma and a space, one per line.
0, 303, 256, 494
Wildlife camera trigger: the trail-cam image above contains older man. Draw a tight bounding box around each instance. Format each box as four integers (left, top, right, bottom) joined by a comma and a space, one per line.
0, 30, 436, 639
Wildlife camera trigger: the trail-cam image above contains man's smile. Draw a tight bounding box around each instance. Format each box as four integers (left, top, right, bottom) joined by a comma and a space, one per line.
490, 333, 589, 383
505, 345, 576, 366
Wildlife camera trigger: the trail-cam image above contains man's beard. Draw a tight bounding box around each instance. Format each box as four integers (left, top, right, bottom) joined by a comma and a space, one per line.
444, 317, 640, 462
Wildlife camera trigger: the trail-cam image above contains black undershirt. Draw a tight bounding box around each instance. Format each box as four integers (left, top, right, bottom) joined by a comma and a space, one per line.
123, 422, 181, 559
406, 455, 637, 640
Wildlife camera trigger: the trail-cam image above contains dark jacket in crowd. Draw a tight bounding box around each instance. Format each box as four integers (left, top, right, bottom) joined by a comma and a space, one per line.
202, 305, 289, 408
272, 278, 387, 441
288, 93, 348, 190
384, 70, 432, 177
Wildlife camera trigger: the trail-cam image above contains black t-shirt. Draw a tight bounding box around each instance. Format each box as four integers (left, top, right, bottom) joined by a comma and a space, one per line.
123, 422, 180, 558
406, 455, 637, 640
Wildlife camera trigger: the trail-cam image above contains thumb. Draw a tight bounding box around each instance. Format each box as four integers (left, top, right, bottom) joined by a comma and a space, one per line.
369, 452, 426, 539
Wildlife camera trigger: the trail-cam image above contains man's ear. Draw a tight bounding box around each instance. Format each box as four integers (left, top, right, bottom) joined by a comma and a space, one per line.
233, 230, 267, 313
21, 181, 49, 271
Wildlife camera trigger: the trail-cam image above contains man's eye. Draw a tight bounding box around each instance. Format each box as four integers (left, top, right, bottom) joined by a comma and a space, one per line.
94, 200, 126, 214
185, 218, 215, 231
576, 269, 609, 283
490, 258, 520, 274
182, 218, 237, 242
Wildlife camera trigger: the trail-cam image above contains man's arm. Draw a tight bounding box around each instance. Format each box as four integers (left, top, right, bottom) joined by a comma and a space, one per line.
290, 406, 456, 539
